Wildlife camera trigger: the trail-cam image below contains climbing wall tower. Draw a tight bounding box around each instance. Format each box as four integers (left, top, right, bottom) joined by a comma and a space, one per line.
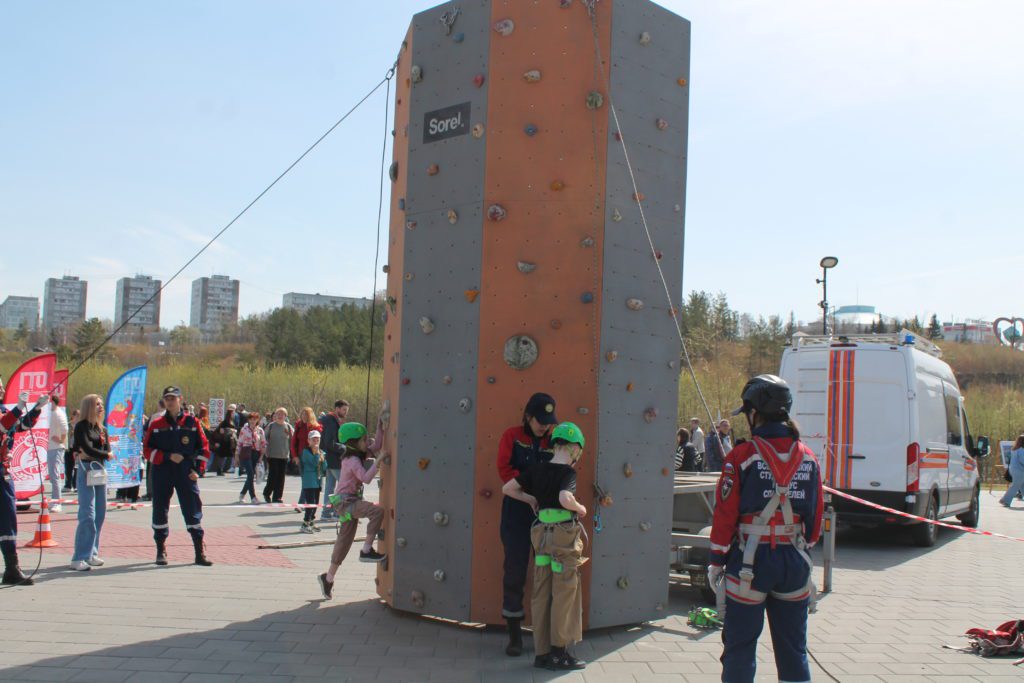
378, 0, 689, 629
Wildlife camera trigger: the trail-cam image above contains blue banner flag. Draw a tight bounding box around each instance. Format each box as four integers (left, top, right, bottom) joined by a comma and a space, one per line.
104, 366, 147, 489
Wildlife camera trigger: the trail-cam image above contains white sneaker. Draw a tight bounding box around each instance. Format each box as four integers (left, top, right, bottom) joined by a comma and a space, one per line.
87, 556, 104, 567
238, 496, 247, 504
250, 496, 258, 504
69, 560, 91, 571
50, 503, 63, 513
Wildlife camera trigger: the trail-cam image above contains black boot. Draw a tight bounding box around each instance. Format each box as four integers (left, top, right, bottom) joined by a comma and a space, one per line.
1, 547, 33, 586
193, 537, 213, 566
505, 618, 523, 657
546, 646, 586, 671
155, 539, 168, 566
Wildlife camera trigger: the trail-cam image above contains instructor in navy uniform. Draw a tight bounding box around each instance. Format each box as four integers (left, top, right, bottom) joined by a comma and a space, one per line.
144, 386, 213, 566
496, 392, 557, 657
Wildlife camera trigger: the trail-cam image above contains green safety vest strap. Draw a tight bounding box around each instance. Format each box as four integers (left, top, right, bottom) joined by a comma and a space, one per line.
551, 560, 563, 573
538, 508, 573, 524
535, 554, 551, 567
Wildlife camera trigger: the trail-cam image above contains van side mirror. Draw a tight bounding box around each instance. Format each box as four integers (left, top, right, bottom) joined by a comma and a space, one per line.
974, 435, 991, 458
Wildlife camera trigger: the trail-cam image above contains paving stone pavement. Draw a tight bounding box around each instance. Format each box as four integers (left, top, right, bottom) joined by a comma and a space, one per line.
1, 475, 1021, 682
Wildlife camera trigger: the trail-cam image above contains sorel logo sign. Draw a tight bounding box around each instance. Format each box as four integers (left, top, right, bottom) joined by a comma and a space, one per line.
423, 102, 471, 143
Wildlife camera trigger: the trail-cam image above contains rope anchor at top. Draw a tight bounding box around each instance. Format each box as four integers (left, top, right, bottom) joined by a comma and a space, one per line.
440, 7, 461, 35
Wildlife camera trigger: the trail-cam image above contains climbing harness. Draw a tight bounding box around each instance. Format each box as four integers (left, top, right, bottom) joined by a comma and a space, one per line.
532, 509, 588, 575
687, 606, 723, 629
716, 437, 817, 614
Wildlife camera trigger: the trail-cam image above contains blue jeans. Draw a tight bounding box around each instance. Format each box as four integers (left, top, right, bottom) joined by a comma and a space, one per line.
239, 459, 256, 499
321, 468, 340, 520
73, 463, 107, 562
1001, 469, 1024, 505
46, 448, 64, 501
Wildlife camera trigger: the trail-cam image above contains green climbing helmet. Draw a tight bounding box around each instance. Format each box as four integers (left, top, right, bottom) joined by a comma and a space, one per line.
338, 422, 367, 443
551, 422, 585, 449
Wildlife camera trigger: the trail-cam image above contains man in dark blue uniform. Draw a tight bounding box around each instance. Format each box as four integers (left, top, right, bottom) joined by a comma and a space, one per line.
144, 386, 212, 566
496, 392, 557, 656
709, 375, 823, 683
0, 386, 48, 586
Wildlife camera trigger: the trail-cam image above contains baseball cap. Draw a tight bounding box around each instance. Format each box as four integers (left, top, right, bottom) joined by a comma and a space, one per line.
162, 386, 182, 398
308, 430, 322, 440
524, 392, 558, 425
228, 403, 237, 411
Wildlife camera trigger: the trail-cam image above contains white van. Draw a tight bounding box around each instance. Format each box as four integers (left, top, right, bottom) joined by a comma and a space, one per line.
779, 331, 990, 546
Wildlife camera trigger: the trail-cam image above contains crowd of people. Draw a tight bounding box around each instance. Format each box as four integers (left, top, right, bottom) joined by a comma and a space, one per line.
1, 373, 826, 680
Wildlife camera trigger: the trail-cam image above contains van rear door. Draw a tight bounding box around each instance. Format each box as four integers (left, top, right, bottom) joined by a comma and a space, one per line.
841, 349, 910, 493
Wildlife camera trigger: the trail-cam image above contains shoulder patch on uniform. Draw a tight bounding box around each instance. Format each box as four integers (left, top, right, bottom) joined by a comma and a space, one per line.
720, 475, 734, 500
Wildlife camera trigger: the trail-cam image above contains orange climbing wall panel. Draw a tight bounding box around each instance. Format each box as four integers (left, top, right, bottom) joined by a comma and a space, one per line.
377, 24, 414, 606
468, 0, 613, 626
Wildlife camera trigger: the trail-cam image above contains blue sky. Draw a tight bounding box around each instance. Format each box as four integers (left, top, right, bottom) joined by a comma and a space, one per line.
2, 1, 1022, 328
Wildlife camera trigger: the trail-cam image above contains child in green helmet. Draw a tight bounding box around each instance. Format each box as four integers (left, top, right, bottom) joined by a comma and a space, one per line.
317, 420, 386, 600
502, 422, 588, 672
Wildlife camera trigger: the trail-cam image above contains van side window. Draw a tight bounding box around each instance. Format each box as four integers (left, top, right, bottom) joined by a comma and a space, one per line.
943, 386, 962, 446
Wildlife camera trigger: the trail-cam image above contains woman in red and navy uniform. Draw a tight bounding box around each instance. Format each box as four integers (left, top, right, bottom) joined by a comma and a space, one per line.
0, 388, 47, 585
709, 375, 823, 683
496, 392, 557, 657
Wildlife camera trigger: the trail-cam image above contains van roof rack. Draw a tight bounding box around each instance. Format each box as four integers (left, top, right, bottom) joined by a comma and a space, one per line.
792, 329, 942, 358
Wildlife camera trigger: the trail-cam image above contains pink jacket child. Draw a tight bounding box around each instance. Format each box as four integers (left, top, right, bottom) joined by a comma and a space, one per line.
317, 420, 386, 600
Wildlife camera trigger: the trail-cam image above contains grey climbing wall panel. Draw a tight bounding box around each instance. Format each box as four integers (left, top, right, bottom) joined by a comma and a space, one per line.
390, 0, 491, 619
591, 0, 689, 629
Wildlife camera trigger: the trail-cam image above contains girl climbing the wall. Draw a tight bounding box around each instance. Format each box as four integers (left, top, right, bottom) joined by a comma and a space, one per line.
317, 419, 387, 600
502, 422, 588, 671
496, 392, 557, 656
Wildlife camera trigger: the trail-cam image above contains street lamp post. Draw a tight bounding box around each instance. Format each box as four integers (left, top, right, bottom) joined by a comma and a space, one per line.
816, 256, 839, 335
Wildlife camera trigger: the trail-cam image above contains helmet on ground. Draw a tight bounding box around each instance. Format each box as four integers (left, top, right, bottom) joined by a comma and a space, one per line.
338, 422, 367, 443
732, 374, 792, 418
551, 422, 585, 449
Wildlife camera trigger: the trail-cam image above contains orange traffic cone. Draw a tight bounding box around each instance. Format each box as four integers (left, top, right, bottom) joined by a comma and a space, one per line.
24, 499, 59, 548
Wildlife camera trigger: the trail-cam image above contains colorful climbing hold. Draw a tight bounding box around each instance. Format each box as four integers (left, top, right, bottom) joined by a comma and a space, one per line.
614, 131, 622, 141
472, 123, 484, 138
411, 65, 423, 83
626, 382, 634, 392
487, 204, 507, 221
626, 298, 645, 311
632, 191, 646, 202
397, 537, 407, 547
406, 220, 417, 230
433, 512, 449, 526
612, 208, 623, 222
550, 319, 562, 330
411, 590, 425, 608
433, 570, 446, 582
418, 458, 431, 470
382, 264, 390, 273
419, 317, 435, 335
458, 398, 472, 413
516, 261, 537, 274
389, 162, 399, 182
447, 208, 459, 224
656, 118, 669, 130
523, 69, 542, 82
577, 407, 590, 415
639, 31, 652, 46
402, 378, 411, 386
550, 180, 565, 191
487, 376, 496, 384
580, 236, 595, 247
661, 468, 670, 476
473, 73, 486, 88
639, 521, 652, 531
654, 250, 663, 260
581, 292, 594, 304
464, 289, 479, 303
453, 32, 465, 43
504, 335, 539, 370
606, 350, 618, 362
559, 0, 573, 7
493, 18, 514, 36
524, 123, 538, 136
643, 407, 659, 423
427, 163, 440, 176
623, 463, 634, 478
442, 375, 452, 385
404, 272, 414, 281
617, 576, 630, 589
586, 91, 604, 110
677, 77, 687, 87
674, 203, 682, 212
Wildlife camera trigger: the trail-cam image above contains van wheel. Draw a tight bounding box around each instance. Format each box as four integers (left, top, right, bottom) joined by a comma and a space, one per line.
911, 494, 939, 547
957, 486, 980, 528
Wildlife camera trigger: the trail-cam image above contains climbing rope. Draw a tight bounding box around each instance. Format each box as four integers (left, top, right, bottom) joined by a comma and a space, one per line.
54, 67, 398, 388
364, 64, 396, 423
583, 3, 725, 455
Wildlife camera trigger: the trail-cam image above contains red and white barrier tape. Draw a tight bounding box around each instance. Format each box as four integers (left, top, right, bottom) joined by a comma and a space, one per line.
29, 499, 336, 511
825, 486, 1024, 543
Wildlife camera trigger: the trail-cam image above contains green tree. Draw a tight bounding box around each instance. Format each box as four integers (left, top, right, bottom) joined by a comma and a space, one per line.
169, 325, 199, 347
13, 320, 29, 346
927, 314, 943, 340
73, 318, 108, 362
